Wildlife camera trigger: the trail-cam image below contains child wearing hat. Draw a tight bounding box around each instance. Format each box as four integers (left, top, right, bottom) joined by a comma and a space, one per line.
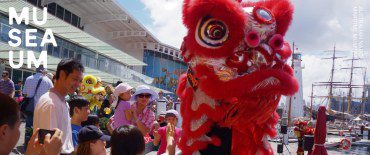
110, 83, 133, 130
75, 125, 110, 155
153, 110, 182, 155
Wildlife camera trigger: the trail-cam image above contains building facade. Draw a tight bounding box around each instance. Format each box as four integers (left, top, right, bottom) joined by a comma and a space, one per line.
0, 0, 184, 94
143, 49, 187, 93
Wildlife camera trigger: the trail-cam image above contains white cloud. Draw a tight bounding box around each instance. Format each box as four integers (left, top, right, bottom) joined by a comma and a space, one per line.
327, 18, 342, 30
139, 0, 186, 48
139, 0, 369, 104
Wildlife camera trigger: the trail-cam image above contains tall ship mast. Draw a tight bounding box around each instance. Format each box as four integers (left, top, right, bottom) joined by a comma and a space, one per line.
309, 46, 368, 119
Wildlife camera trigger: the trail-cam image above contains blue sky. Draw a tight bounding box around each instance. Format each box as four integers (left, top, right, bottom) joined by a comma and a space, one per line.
116, 0, 153, 30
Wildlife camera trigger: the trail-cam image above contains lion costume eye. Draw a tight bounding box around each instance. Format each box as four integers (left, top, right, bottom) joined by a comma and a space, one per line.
196, 17, 229, 48
253, 6, 275, 24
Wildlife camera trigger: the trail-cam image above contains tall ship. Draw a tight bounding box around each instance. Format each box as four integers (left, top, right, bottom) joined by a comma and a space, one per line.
308, 46, 369, 123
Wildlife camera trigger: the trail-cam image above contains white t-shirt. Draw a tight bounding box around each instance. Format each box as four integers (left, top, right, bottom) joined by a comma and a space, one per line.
33, 89, 73, 154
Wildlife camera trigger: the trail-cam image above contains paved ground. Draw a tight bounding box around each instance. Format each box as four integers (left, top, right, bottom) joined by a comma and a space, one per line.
11, 121, 26, 155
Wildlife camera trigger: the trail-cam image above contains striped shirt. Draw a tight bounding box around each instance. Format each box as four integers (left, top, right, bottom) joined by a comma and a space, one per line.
0, 78, 14, 96
24, 73, 53, 104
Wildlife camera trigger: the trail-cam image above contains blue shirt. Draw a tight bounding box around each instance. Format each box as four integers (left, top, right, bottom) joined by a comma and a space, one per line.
71, 124, 82, 148
24, 73, 53, 104
14, 85, 22, 97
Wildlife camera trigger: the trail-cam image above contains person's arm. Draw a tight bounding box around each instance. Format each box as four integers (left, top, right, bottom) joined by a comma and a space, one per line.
130, 108, 151, 135
10, 81, 15, 98
26, 128, 63, 155
10, 90, 15, 98
125, 109, 132, 121
25, 128, 43, 155
109, 94, 115, 104
153, 127, 161, 146
106, 117, 114, 134
165, 124, 176, 155
133, 115, 150, 135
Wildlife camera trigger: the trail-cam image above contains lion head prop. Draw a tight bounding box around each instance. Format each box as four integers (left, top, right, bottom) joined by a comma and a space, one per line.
177, 0, 298, 154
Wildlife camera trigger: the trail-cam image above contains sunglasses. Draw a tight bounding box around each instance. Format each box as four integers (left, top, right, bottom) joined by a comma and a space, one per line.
137, 94, 151, 99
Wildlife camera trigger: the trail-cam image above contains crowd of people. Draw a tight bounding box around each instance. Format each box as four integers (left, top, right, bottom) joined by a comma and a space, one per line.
0, 58, 182, 155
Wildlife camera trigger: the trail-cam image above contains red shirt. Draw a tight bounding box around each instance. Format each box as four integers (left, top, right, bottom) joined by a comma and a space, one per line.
157, 126, 182, 155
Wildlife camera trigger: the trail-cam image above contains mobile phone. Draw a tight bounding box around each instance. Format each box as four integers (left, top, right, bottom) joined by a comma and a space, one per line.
38, 129, 55, 144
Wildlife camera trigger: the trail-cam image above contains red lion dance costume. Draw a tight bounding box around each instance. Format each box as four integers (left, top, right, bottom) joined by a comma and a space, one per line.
177, 0, 299, 154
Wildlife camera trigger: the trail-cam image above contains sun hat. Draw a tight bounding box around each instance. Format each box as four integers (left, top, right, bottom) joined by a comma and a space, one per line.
165, 109, 180, 119
114, 83, 133, 97
130, 85, 158, 102
78, 125, 110, 143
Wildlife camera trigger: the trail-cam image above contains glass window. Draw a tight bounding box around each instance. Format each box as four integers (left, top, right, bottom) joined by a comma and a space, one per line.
71, 14, 78, 26
76, 53, 82, 61
8, 26, 22, 46
53, 46, 60, 57
47, 3, 56, 15
52, 43, 59, 55
69, 44, 76, 52
77, 17, 81, 28
98, 59, 106, 70
47, 44, 53, 55
56, 5, 64, 19
63, 39, 70, 48
35, 36, 43, 52
12, 69, 22, 83
27, 0, 38, 6
37, 0, 42, 8
1, 24, 11, 42
64, 10, 72, 23
69, 50, 75, 58
63, 48, 69, 58
81, 55, 87, 66
89, 57, 96, 68
20, 31, 26, 49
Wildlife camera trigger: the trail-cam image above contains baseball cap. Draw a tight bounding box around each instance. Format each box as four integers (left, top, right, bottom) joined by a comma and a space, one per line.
78, 125, 110, 143
114, 83, 133, 96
